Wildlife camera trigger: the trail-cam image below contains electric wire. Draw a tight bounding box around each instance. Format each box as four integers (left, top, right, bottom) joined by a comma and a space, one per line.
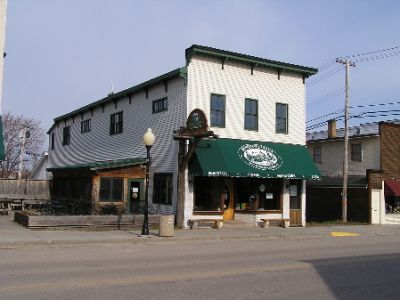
306, 109, 344, 124
307, 87, 345, 108
346, 45, 400, 59
353, 50, 400, 63
306, 66, 344, 86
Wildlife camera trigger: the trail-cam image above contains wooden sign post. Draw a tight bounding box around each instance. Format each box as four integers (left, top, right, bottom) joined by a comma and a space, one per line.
173, 109, 217, 227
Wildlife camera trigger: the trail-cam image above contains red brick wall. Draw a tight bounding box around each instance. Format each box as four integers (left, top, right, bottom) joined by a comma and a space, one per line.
368, 122, 400, 189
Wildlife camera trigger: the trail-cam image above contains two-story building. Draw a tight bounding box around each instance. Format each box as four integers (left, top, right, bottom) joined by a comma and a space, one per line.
47, 45, 320, 227
307, 119, 400, 224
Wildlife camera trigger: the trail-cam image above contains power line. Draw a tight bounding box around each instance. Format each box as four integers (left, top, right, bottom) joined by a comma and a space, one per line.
353, 50, 400, 63
306, 109, 343, 123
350, 100, 400, 109
307, 87, 345, 108
306, 66, 344, 86
317, 59, 337, 72
306, 116, 344, 131
346, 45, 400, 59
306, 108, 400, 131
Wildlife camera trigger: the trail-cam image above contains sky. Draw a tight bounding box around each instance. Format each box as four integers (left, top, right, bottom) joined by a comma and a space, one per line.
2, 0, 400, 140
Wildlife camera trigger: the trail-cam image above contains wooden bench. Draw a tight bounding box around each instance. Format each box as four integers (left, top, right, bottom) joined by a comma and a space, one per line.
189, 219, 223, 230
260, 218, 290, 228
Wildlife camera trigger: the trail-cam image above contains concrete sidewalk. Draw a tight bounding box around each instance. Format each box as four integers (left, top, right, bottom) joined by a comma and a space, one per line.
1, 215, 399, 247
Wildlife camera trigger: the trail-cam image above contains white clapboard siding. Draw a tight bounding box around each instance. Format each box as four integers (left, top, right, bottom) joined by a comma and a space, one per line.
48, 76, 187, 213
187, 55, 306, 145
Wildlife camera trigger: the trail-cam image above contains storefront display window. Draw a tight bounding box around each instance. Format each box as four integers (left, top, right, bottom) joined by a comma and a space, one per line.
194, 177, 223, 211
193, 177, 283, 212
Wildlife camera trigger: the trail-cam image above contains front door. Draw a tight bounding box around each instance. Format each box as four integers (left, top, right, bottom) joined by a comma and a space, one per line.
127, 179, 144, 214
289, 183, 302, 226
222, 180, 234, 220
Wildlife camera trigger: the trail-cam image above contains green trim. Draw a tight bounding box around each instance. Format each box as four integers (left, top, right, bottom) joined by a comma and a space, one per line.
47, 157, 146, 171
0, 116, 4, 160
186, 45, 318, 76
48, 67, 187, 133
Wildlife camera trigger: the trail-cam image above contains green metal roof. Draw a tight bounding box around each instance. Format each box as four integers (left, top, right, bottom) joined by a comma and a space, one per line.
0, 115, 4, 161
48, 67, 187, 133
186, 45, 318, 76
47, 157, 146, 171
189, 138, 321, 180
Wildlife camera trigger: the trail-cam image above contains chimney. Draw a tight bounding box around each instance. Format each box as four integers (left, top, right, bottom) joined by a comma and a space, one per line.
328, 119, 336, 138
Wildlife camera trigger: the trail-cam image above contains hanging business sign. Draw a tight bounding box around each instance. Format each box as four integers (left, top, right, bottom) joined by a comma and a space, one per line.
185, 109, 209, 136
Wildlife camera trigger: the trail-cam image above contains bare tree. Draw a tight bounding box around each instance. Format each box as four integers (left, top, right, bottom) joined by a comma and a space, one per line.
0, 112, 45, 178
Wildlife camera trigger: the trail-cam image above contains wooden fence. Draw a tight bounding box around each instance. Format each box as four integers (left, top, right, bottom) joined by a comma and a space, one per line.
0, 179, 50, 214
0, 179, 50, 200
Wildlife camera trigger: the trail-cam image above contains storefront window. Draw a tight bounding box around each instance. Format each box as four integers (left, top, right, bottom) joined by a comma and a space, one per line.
193, 177, 283, 212
236, 179, 282, 210
194, 177, 223, 211
100, 177, 123, 202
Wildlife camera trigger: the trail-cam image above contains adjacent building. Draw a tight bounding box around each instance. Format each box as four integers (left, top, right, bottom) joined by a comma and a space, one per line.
47, 45, 320, 227
307, 119, 400, 224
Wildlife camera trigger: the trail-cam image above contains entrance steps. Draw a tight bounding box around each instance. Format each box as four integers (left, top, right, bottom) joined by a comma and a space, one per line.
385, 214, 400, 225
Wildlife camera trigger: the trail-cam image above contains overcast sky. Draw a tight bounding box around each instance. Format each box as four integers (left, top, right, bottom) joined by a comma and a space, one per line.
2, 0, 400, 136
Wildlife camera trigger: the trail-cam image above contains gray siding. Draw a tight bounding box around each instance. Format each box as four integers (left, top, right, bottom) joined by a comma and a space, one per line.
48, 77, 187, 213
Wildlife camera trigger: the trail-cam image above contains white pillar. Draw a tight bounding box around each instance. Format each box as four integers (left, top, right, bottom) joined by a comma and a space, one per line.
301, 180, 306, 227
282, 179, 290, 220
380, 181, 385, 224
180, 169, 193, 228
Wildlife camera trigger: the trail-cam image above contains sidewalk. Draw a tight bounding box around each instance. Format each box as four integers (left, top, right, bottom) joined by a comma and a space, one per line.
0, 215, 399, 248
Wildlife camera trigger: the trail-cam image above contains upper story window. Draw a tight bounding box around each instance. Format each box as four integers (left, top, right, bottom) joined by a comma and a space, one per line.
351, 143, 362, 162
244, 98, 258, 131
152, 97, 168, 114
276, 103, 288, 134
313, 146, 321, 163
81, 119, 91, 133
110, 111, 123, 135
99, 177, 123, 202
153, 173, 173, 205
62, 126, 70, 146
210, 94, 225, 127
51, 133, 55, 150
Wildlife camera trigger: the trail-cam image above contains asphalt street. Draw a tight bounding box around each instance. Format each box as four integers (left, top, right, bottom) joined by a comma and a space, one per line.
0, 216, 400, 299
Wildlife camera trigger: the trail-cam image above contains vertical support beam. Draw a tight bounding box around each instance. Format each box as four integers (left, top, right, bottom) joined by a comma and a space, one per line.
380, 181, 385, 224
176, 138, 201, 227
301, 180, 306, 227
282, 179, 290, 220
177, 140, 186, 227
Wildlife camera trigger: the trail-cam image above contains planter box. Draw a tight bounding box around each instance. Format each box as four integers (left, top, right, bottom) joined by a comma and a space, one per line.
14, 211, 160, 229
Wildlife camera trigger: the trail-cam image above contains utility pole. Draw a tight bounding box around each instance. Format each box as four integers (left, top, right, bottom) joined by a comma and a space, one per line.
336, 58, 355, 223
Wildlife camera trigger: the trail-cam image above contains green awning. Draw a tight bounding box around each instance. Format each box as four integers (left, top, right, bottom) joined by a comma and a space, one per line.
189, 138, 321, 180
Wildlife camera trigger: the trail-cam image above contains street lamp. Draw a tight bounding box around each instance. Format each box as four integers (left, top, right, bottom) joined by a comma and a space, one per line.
141, 128, 155, 235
